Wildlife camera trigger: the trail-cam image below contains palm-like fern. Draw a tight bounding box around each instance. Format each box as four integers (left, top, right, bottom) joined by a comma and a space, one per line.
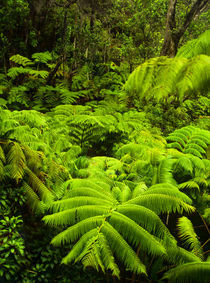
0, 108, 65, 213
176, 29, 210, 59
124, 54, 210, 106
0, 140, 54, 212
43, 172, 196, 277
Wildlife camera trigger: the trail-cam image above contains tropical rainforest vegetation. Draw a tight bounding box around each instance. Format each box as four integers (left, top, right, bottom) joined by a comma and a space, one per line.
0, 0, 210, 282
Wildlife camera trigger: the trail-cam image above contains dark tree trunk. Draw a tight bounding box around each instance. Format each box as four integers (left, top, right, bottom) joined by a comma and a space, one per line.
161, 0, 209, 57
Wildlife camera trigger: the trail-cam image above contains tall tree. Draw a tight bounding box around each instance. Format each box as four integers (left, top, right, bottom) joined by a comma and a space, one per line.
161, 0, 209, 57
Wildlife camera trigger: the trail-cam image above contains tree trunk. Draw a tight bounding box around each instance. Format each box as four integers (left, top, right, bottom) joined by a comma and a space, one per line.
161, 0, 178, 57
161, 0, 209, 57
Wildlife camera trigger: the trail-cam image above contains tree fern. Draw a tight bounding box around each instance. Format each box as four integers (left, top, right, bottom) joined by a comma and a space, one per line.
176, 30, 210, 59
31, 52, 52, 64
43, 173, 196, 276
124, 54, 210, 106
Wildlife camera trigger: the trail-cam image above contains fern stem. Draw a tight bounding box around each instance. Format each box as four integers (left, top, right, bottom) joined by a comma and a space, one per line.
131, 244, 141, 283
151, 166, 158, 185
198, 213, 210, 235
166, 213, 170, 225
201, 238, 210, 248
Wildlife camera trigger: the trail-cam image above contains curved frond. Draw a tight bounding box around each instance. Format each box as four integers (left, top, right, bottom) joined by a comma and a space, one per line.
177, 217, 203, 260
162, 262, 210, 283
50, 216, 105, 246
7, 142, 26, 183
166, 246, 202, 265
43, 205, 110, 227
109, 211, 167, 256
176, 30, 210, 58
127, 194, 195, 214
25, 168, 54, 203
101, 222, 147, 275
116, 204, 176, 245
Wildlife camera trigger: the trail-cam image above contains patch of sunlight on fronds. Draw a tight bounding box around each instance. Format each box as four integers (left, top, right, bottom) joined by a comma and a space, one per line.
167, 126, 210, 158
177, 217, 203, 260
127, 194, 195, 215
43, 163, 197, 277
124, 54, 210, 105
10, 54, 33, 66
124, 56, 186, 103
32, 51, 52, 64
157, 158, 177, 185
176, 55, 210, 103
176, 30, 210, 58
12, 110, 47, 128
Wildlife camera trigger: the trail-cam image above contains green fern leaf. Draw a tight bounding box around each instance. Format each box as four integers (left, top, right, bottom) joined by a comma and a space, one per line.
101, 222, 147, 275
10, 54, 33, 66
25, 168, 54, 203
177, 217, 203, 260
127, 194, 195, 215
162, 262, 210, 283
176, 30, 210, 58
7, 142, 26, 183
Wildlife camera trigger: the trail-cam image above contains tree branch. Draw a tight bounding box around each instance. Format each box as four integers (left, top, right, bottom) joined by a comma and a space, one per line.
176, 0, 209, 39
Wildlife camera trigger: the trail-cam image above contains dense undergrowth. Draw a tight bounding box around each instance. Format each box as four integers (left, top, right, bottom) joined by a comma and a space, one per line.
0, 14, 210, 283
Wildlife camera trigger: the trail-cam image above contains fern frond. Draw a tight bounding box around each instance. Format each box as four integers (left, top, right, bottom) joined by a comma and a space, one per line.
32, 52, 52, 64
43, 205, 110, 227
29, 70, 49, 79
7, 142, 26, 183
166, 246, 202, 267
0, 145, 6, 163
176, 30, 210, 58
10, 54, 33, 66
162, 262, 210, 283
25, 168, 54, 203
167, 126, 210, 158
50, 216, 105, 246
178, 180, 200, 193
65, 187, 116, 204
101, 222, 147, 275
177, 217, 203, 260
127, 194, 195, 215
62, 229, 120, 278
23, 181, 46, 213
116, 204, 176, 245
176, 55, 210, 102
48, 197, 114, 213
157, 158, 177, 185
173, 157, 193, 176
142, 183, 192, 204
7, 67, 32, 79
109, 211, 166, 256
132, 182, 148, 198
